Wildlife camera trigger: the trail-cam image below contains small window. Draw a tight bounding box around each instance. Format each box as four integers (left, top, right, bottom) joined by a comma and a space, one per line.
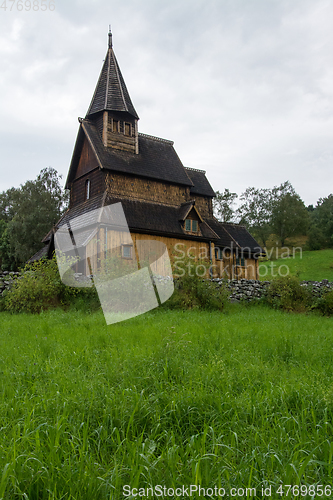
185, 219, 199, 232
113, 120, 119, 133
215, 247, 222, 260
85, 179, 90, 200
185, 219, 191, 231
124, 123, 131, 136
122, 245, 133, 259
236, 256, 245, 267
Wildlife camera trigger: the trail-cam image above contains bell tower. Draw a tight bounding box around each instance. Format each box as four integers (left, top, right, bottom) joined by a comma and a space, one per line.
86, 29, 139, 154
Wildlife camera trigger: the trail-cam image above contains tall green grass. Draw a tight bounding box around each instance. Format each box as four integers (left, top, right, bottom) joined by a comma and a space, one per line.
259, 248, 333, 281
1, 306, 333, 498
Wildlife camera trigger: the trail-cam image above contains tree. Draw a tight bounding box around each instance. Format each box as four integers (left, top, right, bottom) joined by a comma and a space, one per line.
0, 220, 15, 270
237, 187, 273, 247
271, 180, 296, 199
0, 168, 69, 269
308, 194, 333, 249
271, 192, 309, 246
213, 189, 238, 223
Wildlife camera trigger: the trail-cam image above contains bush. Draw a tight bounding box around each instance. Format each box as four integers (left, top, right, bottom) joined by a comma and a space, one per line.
166, 258, 229, 310
314, 290, 333, 316
307, 226, 326, 251
4, 256, 99, 314
265, 275, 312, 312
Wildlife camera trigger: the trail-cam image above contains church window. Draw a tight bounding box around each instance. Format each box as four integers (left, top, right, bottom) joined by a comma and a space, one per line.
85, 179, 90, 200
185, 219, 199, 232
113, 120, 119, 133
215, 247, 222, 260
236, 256, 245, 267
122, 244, 133, 259
124, 123, 131, 136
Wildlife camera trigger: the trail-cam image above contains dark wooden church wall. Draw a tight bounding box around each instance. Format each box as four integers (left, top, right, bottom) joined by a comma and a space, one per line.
70, 169, 105, 206
75, 138, 99, 178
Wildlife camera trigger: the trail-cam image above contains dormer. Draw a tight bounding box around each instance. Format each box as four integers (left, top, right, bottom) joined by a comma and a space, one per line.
86, 30, 139, 154
179, 200, 203, 235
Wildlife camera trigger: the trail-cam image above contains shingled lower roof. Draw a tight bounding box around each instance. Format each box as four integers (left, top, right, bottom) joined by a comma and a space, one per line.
185, 168, 216, 197
206, 218, 265, 255
44, 195, 217, 244
222, 223, 265, 254
42, 194, 105, 243
106, 197, 217, 240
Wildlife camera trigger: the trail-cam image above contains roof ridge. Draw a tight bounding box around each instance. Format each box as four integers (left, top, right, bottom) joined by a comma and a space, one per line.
104, 49, 110, 110
221, 221, 247, 229
180, 200, 195, 207
112, 49, 128, 113
185, 167, 206, 174
139, 132, 174, 145
212, 217, 247, 229
105, 195, 180, 209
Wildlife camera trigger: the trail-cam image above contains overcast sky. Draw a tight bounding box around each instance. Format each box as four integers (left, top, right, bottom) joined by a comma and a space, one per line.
0, 0, 332, 206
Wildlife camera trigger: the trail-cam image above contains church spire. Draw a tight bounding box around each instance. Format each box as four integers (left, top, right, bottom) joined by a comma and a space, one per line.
86, 29, 139, 120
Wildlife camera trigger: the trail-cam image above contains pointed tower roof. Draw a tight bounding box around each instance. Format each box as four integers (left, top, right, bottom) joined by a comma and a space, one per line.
86, 29, 139, 119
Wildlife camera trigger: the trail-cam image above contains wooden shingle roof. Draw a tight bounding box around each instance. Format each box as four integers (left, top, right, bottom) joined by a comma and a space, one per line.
86, 33, 139, 119
185, 168, 216, 197
66, 120, 194, 189
206, 218, 265, 254
222, 223, 265, 254
45, 195, 218, 243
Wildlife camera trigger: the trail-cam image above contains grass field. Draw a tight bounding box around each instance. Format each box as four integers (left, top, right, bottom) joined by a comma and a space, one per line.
1, 306, 333, 499
259, 248, 333, 282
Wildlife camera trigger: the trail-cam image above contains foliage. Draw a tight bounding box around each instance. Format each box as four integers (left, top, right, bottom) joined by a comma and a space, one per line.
307, 226, 327, 251
308, 194, 333, 250
4, 256, 99, 314
0, 167, 69, 270
265, 275, 312, 312
314, 290, 333, 316
270, 191, 309, 246
237, 186, 272, 247
236, 181, 309, 248
213, 188, 238, 223
0, 219, 17, 270
168, 257, 228, 310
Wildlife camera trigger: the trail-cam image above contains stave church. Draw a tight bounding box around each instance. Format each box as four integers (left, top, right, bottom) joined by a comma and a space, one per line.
34, 31, 264, 279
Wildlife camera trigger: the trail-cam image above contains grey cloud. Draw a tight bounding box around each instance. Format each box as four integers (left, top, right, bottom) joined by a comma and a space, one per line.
0, 0, 332, 205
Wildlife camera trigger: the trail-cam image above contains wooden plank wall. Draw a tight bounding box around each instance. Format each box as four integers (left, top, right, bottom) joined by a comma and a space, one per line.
70, 169, 105, 206
84, 230, 258, 280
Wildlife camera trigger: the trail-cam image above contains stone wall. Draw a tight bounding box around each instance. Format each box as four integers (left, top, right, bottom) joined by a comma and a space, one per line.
0, 271, 19, 297
211, 278, 333, 302
1, 270, 332, 303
